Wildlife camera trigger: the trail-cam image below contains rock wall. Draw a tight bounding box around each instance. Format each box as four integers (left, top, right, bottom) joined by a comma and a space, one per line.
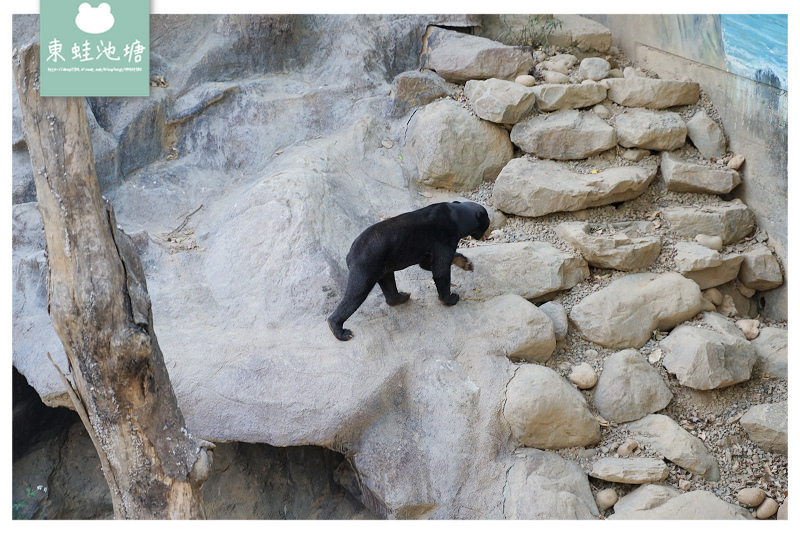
12, 373, 374, 520
584, 14, 788, 320
12, 15, 787, 520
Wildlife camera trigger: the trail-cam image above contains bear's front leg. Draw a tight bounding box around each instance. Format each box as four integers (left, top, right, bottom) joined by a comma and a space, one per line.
452, 252, 473, 271
431, 249, 459, 305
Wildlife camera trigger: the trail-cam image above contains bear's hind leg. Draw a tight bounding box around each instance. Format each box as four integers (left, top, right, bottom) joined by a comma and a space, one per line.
327, 271, 376, 341
378, 272, 410, 306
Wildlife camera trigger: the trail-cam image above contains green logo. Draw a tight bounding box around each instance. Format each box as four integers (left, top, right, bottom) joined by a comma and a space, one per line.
40, 1, 149, 97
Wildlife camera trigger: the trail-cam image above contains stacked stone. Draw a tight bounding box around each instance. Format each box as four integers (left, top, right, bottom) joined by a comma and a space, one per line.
400, 25, 783, 299
398, 25, 784, 333
393, 22, 787, 519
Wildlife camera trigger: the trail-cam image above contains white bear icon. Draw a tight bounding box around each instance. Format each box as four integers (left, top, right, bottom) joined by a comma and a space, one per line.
75, 2, 115, 34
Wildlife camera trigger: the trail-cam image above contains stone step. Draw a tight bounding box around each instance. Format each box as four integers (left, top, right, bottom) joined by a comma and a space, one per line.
421, 26, 533, 83
492, 157, 657, 217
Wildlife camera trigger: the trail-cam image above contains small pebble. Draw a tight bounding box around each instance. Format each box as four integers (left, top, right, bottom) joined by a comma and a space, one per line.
572, 209, 591, 221
702, 288, 723, 306
541, 70, 570, 84
735, 319, 760, 340
678, 479, 692, 491
695, 234, 723, 250
592, 104, 611, 119
617, 438, 639, 456
647, 348, 662, 364
737, 487, 766, 507
515, 74, 535, 87
777, 496, 788, 520
595, 488, 618, 512
718, 294, 738, 317
756, 497, 778, 519
728, 154, 745, 170
736, 283, 756, 298
539, 301, 569, 341
568, 362, 598, 389
621, 148, 649, 162
699, 296, 717, 312
623, 66, 645, 78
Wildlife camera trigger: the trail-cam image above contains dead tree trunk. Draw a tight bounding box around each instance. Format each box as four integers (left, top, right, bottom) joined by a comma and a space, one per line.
13, 44, 212, 519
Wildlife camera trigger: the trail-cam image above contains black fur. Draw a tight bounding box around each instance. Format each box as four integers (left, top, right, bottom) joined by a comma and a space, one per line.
327, 201, 490, 341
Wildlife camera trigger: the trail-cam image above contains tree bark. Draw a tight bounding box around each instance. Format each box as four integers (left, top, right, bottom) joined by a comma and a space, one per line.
13, 43, 212, 519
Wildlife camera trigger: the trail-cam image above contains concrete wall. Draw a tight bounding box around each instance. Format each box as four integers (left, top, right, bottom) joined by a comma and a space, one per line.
586, 15, 788, 320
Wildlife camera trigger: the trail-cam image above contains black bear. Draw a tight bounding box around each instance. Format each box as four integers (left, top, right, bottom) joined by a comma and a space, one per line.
327, 201, 490, 341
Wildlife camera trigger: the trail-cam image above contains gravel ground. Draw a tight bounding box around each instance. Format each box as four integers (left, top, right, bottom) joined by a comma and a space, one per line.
455, 49, 789, 518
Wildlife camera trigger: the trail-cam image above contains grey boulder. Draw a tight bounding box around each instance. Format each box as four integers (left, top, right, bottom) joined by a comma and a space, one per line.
510, 110, 617, 160
492, 158, 656, 217
661, 312, 757, 390
569, 272, 703, 349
